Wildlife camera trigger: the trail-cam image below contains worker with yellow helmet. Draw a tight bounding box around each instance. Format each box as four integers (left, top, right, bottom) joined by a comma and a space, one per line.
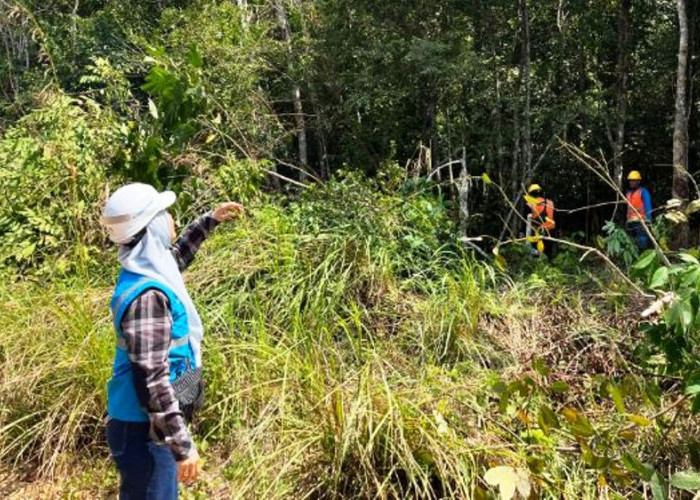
625, 170, 652, 250
524, 183, 556, 259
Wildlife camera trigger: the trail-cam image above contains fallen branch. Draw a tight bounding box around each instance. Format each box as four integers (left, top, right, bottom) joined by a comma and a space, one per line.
620, 394, 689, 433
493, 234, 653, 299
559, 141, 670, 267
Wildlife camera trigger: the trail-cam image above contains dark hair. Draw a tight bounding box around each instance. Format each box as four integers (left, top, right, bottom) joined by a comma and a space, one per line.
123, 227, 147, 249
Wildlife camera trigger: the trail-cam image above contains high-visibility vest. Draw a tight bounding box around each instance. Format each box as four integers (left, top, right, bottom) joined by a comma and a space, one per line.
529, 197, 556, 232
107, 269, 196, 422
626, 188, 646, 222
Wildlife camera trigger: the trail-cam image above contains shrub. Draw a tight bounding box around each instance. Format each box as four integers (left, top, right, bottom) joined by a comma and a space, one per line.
0, 92, 120, 272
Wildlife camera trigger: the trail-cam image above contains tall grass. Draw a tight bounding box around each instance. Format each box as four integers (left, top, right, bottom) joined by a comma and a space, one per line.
0, 281, 112, 475
0, 177, 683, 498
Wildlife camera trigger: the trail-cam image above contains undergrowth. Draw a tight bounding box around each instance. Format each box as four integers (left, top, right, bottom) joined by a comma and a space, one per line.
0, 176, 695, 499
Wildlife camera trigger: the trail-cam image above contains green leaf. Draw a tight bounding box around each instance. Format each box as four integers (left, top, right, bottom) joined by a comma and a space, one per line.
187, 44, 203, 68
692, 394, 700, 415
665, 300, 693, 334
608, 383, 626, 414
632, 250, 658, 271
550, 381, 569, 394
626, 414, 652, 427
481, 173, 492, 185
650, 471, 668, 500
533, 358, 550, 376
678, 253, 700, 265
669, 470, 700, 491
537, 405, 560, 433
685, 383, 700, 396
561, 407, 595, 437
680, 267, 700, 289
621, 453, 653, 481
494, 254, 507, 271
649, 267, 669, 290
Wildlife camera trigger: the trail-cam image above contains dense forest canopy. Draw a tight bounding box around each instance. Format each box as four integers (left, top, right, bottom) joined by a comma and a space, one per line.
1, 0, 698, 252
4, 1, 700, 499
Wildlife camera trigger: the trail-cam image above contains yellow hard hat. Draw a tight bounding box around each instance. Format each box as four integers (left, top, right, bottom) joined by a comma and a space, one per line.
527, 184, 542, 194
627, 171, 642, 181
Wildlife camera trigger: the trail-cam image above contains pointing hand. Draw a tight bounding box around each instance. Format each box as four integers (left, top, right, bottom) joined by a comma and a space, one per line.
212, 202, 245, 223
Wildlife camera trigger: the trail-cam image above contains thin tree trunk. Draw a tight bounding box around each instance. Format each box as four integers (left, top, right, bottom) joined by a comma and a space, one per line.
672, 0, 690, 247
511, 98, 520, 200
510, 90, 521, 235
458, 152, 470, 238
237, 0, 252, 34
519, 0, 532, 185
71, 0, 79, 47
612, 0, 631, 190
276, 1, 309, 180
488, 9, 504, 183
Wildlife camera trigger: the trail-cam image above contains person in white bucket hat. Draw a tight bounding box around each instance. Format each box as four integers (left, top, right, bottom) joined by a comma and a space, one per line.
101, 183, 243, 498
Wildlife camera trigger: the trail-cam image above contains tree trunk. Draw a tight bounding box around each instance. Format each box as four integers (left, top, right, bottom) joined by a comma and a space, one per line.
237, 0, 251, 33
276, 1, 309, 180
458, 155, 470, 238
672, 0, 690, 247
612, 0, 631, 190
511, 95, 520, 201
519, 0, 532, 185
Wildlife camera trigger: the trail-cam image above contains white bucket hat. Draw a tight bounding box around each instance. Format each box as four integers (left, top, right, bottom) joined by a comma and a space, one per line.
101, 183, 176, 244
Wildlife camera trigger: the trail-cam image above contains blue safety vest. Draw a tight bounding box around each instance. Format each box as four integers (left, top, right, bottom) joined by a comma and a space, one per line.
106, 269, 196, 422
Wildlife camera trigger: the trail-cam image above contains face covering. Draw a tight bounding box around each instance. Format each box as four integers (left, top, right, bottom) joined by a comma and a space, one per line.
118, 211, 204, 366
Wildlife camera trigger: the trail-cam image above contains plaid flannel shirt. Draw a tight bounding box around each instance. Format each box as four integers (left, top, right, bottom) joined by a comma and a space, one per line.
119, 212, 218, 461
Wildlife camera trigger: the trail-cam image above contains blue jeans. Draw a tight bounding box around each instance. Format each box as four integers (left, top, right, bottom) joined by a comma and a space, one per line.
627, 221, 650, 251
107, 419, 178, 500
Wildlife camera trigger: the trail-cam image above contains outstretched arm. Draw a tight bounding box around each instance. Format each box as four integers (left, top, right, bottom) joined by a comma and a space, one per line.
171, 213, 219, 271
171, 202, 244, 271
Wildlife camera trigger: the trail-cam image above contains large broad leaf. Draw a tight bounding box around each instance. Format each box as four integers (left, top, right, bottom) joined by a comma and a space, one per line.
685, 376, 700, 397
678, 253, 700, 265
621, 453, 654, 481
484, 466, 531, 500
664, 300, 693, 334
650, 471, 668, 499
680, 267, 700, 290
692, 394, 700, 415
649, 267, 669, 290
670, 470, 700, 491
632, 250, 658, 272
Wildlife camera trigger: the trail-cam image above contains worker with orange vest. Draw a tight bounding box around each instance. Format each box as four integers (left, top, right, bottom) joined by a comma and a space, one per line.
625, 170, 652, 250
524, 184, 556, 259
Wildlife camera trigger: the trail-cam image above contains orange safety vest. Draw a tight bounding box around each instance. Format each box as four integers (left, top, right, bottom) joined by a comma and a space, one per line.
529, 197, 556, 232
626, 189, 646, 222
